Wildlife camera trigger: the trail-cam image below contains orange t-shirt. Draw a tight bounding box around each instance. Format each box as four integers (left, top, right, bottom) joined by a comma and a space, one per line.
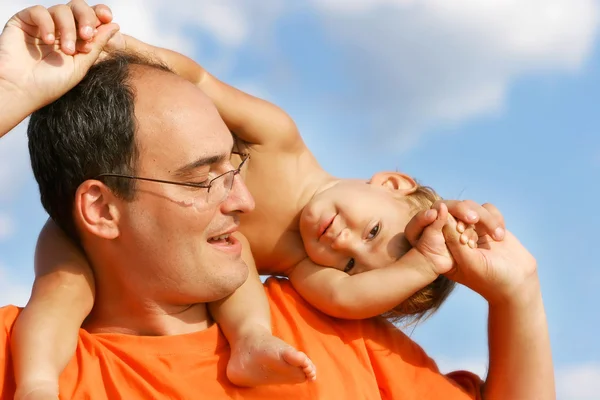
0, 278, 481, 399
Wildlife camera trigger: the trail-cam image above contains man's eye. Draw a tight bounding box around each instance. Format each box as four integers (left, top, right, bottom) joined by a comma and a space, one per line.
367, 223, 381, 240
344, 258, 355, 273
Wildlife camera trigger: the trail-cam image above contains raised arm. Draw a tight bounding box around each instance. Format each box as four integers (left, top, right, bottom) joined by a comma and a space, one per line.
0, 2, 118, 138
442, 204, 555, 400
121, 35, 302, 151
288, 249, 438, 319
288, 204, 457, 319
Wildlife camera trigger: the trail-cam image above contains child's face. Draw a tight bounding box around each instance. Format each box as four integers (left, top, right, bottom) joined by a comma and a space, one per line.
299, 178, 414, 275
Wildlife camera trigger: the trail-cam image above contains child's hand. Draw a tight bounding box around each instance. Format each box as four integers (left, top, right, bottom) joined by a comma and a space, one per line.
411, 202, 478, 276
97, 31, 126, 63
0, 1, 119, 111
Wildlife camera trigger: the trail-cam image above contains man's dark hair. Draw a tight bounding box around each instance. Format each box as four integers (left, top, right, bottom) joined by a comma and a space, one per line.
28, 52, 172, 242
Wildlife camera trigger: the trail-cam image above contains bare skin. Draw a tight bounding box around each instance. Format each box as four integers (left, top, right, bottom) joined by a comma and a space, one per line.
6, 2, 503, 396
1, 2, 554, 398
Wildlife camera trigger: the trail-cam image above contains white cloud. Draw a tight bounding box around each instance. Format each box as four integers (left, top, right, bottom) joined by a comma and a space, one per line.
308, 0, 600, 149
1, 0, 599, 153
0, 213, 15, 241
557, 364, 600, 400
0, 263, 31, 307
437, 359, 600, 400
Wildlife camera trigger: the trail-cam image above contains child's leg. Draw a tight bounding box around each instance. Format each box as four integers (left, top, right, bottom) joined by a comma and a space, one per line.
208, 233, 316, 387
12, 220, 95, 400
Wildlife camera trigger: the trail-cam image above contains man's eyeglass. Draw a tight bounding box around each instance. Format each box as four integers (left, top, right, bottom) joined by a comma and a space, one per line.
95, 152, 249, 206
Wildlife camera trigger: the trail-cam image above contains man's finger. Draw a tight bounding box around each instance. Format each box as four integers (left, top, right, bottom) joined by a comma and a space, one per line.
69, 0, 100, 41
49, 4, 77, 55
476, 203, 505, 241
443, 199, 505, 241
441, 200, 481, 224
404, 207, 438, 246
15, 6, 55, 44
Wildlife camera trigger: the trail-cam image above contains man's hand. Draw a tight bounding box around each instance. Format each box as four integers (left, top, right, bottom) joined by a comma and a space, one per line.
0, 1, 119, 115
442, 203, 538, 305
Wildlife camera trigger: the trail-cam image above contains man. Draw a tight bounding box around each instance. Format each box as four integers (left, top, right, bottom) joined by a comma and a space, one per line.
0, 2, 554, 399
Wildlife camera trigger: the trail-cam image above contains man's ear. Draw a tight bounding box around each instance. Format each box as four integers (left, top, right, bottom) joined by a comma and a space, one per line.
73, 180, 121, 240
370, 172, 418, 195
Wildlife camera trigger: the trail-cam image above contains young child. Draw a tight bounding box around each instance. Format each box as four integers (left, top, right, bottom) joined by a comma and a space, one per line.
11, 19, 483, 399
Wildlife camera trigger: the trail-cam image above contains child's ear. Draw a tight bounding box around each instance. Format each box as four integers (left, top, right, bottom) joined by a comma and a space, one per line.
370, 172, 418, 195
73, 180, 122, 240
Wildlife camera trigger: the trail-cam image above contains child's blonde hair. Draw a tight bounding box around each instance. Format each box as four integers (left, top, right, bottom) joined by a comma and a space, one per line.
384, 184, 456, 324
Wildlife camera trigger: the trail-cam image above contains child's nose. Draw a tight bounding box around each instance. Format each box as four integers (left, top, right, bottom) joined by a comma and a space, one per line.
331, 228, 353, 251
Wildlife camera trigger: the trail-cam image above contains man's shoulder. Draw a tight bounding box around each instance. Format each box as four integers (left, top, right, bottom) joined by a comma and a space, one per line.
262, 277, 398, 337
263, 277, 323, 319
0, 305, 20, 331
0, 306, 19, 400
0, 305, 20, 344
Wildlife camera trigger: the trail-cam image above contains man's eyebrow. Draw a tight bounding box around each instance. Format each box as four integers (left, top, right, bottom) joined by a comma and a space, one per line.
172, 153, 229, 178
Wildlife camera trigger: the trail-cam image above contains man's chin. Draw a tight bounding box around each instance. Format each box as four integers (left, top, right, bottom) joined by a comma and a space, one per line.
214, 260, 250, 299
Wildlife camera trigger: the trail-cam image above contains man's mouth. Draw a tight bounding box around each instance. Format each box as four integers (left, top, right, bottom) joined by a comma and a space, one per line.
208, 233, 234, 245
207, 230, 242, 255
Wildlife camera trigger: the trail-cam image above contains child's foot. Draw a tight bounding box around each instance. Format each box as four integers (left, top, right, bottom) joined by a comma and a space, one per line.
227, 331, 316, 387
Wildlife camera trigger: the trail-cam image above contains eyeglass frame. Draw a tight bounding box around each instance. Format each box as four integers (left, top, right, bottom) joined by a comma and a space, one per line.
94, 152, 249, 195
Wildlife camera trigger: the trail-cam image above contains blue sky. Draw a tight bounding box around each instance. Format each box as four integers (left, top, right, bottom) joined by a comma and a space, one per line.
0, 1, 598, 398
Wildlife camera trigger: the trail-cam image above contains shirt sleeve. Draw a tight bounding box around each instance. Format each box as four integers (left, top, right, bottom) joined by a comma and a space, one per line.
0, 306, 19, 399
361, 317, 483, 400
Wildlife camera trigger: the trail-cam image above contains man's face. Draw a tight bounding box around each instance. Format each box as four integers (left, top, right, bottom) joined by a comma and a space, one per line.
116, 67, 255, 305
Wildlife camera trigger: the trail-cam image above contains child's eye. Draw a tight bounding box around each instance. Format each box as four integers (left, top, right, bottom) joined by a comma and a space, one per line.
344, 258, 355, 273
367, 223, 381, 240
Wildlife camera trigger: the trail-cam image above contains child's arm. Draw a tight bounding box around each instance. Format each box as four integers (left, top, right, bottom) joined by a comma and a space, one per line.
122, 36, 302, 151
208, 233, 315, 386
288, 203, 461, 319
12, 220, 95, 399
288, 249, 439, 319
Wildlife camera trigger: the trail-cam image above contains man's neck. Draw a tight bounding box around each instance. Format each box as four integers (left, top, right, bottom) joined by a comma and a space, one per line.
82, 249, 212, 336
84, 292, 212, 336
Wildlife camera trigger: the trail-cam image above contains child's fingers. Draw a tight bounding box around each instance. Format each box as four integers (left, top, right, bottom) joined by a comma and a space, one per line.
442, 199, 505, 241
460, 225, 479, 248
15, 6, 56, 44
69, 0, 100, 41
404, 207, 438, 246
92, 4, 114, 25
442, 219, 485, 280
72, 23, 119, 77
48, 4, 77, 54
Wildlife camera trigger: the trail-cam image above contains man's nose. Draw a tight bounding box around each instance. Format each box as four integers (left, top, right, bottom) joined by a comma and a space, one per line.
222, 174, 255, 214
